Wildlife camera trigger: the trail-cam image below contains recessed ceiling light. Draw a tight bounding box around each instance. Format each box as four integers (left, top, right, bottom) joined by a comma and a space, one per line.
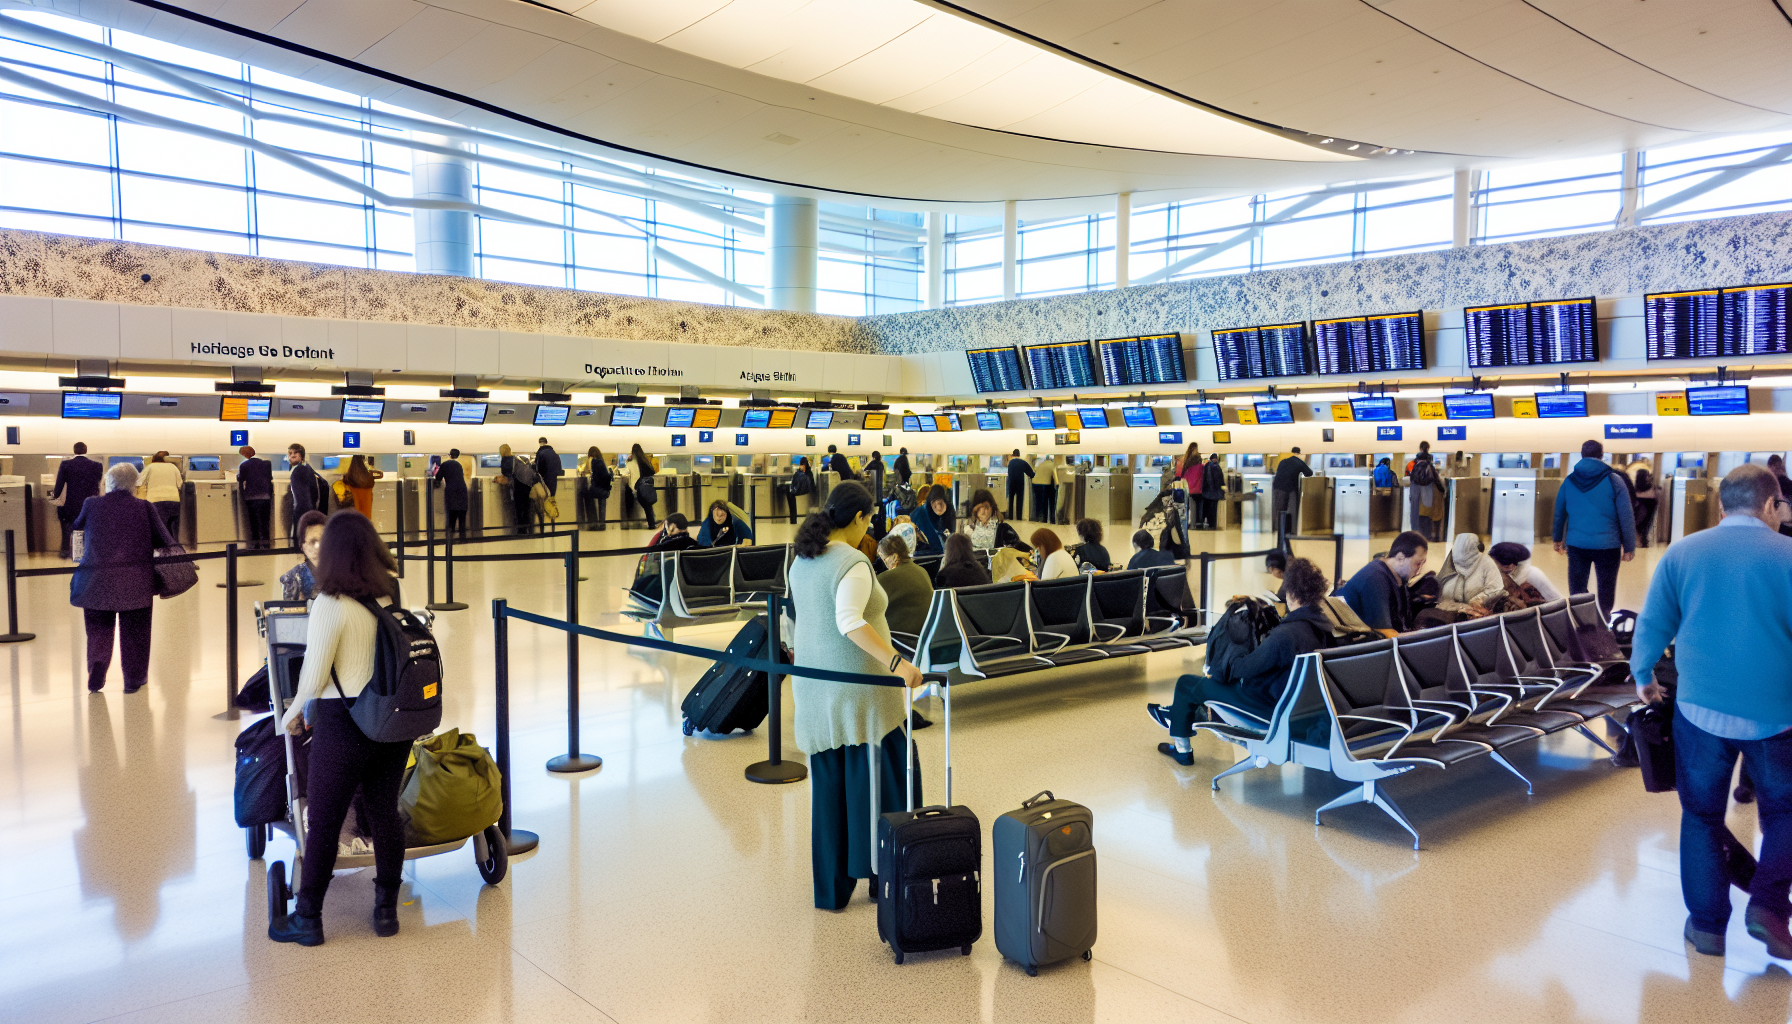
1320, 139, 1333, 144
1347, 144, 1360, 151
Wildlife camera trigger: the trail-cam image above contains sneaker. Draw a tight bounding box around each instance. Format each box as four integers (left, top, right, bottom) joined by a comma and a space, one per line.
1146, 703, 1172, 730
1156, 742, 1193, 766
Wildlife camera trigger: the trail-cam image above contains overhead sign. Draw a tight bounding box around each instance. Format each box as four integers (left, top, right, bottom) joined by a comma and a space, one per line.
1606, 423, 1654, 439
1377, 426, 1403, 441
229, 429, 249, 447
342, 431, 361, 449
1235, 407, 1259, 425
1437, 426, 1467, 440
1510, 397, 1538, 418
1330, 403, 1353, 422
1416, 401, 1446, 420
1655, 392, 1688, 416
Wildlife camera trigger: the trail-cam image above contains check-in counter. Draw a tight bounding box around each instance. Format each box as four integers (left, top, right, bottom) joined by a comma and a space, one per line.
1370, 482, 1401, 534
1240, 473, 1276, 534
473, 475, 512, 534
743, 473, 780, 523
1446, 476, 1492, 539
368, 478, 400, 537
1488, 470, 1537, 548
1297, 475, 1334, 534
1535, 475, 1562, 544
1332, 474, 1372, 540
189, 480, 237, 545
1082, 472, 1114, 524
0, 479, 30, 551
697, 470, 735, 512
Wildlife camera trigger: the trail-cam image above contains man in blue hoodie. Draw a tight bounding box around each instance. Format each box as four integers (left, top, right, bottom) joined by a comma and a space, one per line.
1552, 439, 1635, 616
1631, 464, 1792, 959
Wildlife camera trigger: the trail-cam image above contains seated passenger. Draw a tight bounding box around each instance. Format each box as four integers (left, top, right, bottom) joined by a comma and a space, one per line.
1072, 518, 1111, 571
961, 489, 1000, 550
1033, 528, 1078, 579
697, 500, 755, 547
1436, 531, 1501, 617
876, 533, 933, 639
1336, 530, 1428, 637
1488, 541, 1563, 604
1147, 557, 1333, 765
648, 513, 700, 551
278, 510, 329, 602
1262, 549, 1287, 602
1126, 529, 1174, 570
934, 533, 992, 589
911, 486, 956, 554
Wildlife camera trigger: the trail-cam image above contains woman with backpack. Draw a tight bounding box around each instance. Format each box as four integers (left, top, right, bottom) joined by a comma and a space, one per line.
1147, 557, 1333, 765
1407, 442, 1441, 541
623, 443, 660, 529
270, 511, 407, 946
783, 457, 815, 523
497, 444, 537, 535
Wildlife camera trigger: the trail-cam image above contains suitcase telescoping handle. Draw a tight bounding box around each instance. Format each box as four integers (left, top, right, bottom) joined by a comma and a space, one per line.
904, 677, 952, 812
1022, 791, 1053, 808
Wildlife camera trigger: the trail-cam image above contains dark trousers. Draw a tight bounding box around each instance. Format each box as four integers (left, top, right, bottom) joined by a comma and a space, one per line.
543, 475, 558, 497
512, 492, 534, 535
1635, 498, 1658, 547
1272, 488, 1296, 537
84, 605, 152, 690
1031, 484, 1051, 522
1566, 545, 1624, 618
1007, 488, 1024, 520
58, 510, 76, 559
781, 484, 799, 524
1674, 708, 1792, 934
1192, 496, 1214, 529
593, 496, 607, 531
640, 499, 658, 530
153, 500, 181, 541
296, 698, 410, 917
445, 509, 466, 537
809, 726, 919, 910
245, 498, 272, 549
1167, 673, 1272, 739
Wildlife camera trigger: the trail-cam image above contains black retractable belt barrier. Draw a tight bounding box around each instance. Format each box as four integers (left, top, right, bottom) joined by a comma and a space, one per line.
489, 599, 539, 855
0, 530, 33, 643
745, 591, 806, 784
545, 538, 602, 774
225, 543, 241, 718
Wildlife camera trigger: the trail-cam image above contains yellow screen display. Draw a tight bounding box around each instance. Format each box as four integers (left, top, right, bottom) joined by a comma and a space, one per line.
767, 409, 797, 429
861, 412, 887, 430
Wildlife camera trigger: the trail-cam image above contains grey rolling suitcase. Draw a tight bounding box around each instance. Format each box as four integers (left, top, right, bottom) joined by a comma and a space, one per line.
993, 791, 1096, 975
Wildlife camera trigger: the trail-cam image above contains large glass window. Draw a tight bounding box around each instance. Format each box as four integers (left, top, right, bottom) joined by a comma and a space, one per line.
1639, 131, 1792, 226
1474, 156, 1623, 244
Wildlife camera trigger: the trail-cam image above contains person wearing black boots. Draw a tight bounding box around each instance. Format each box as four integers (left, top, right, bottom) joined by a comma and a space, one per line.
269, 512, 409, 946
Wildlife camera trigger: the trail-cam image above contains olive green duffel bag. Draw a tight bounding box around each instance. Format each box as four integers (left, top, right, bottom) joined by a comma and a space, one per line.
399, 728, 503, 846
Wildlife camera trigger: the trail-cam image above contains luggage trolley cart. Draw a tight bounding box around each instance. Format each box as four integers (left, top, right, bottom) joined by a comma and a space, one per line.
252, 601, 507, 927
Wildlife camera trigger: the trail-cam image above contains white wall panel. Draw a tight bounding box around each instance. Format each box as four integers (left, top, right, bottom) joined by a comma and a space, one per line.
52, 299, 119, 358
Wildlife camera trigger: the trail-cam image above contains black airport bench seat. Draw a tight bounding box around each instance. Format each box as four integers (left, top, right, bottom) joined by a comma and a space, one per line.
1197, 592, 1638, 850
906, 566, 1204, 681
621, 543, 792, 636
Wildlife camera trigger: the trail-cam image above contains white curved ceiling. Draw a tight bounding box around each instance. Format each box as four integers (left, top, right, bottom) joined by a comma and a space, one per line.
37, 0, 1792, 207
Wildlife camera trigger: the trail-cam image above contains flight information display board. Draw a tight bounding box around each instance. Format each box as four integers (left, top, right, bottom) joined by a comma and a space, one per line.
665, 407, 696, 428
1720, 283, 1792, 356
1213, 323, 1312, 380
766, 409, 797, 429
1023, 341, 1098, 390
1312, 317, 1367, 376
1465, 298, 1597, 366
1443, 393, 1495, 419
64, 391, 121, 419
609, 405, 644, 427
1646, 289, 1722, 359
861, 412, 887, 430
1253, 400, 1294, 425
975, 411, 1002, 430
448, 402, 487, 425
1026, 409, 1056, 430
1535, 391, 1588, 418
1687, 385, 1749, 416
901, 415, 921, 431
1185, 403, 1223, 425
1077, 408, 1110, 429
219, 396, 271, 422
534, 405, 569, 426
1121, 406, 1157, 428
339, 399, 384, 423
1311, 313, 1425, 375
965, 346, 1027, 392
1096, 334, 1186, 385
740, 409, 771, 429
805, 410, 834, 429
1348, 397, 1397, 422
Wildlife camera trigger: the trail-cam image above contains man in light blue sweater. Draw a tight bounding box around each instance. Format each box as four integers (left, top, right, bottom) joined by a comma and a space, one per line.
1631, 463, 1792, 959
1553, 439, 1635, 617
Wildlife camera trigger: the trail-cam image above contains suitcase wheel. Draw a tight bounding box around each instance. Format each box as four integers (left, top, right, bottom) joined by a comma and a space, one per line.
893, 951, 904, 965
1082, 950, 1092, 962
1026, 966, 1037, 977
245, 823, 266, 860
681, 719, 695, 736
961, 945, 972, 957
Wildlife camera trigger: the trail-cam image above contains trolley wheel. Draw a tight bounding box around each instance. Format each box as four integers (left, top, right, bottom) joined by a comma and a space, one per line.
265, 860, 288, 924
961, 944, 972, 956
893, 951, 904, 965
245, 823, 266, 860
1082, 949, 1092, 962
681, 719, 695, 736
1026, 966, 1038, 977
474, 824, 508, 885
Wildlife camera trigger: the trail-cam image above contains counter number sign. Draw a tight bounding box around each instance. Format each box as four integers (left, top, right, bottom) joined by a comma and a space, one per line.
343, 431, 361, 449
229, 429, 249, 446
699, 430, 714, 443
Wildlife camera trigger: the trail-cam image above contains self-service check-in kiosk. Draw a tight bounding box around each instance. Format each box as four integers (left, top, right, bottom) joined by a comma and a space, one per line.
1332, 473, 1372, 540
1488, 469, 1538, 548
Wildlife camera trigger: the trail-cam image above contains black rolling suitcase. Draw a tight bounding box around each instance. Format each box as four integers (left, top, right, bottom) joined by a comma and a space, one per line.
994, 791, 1096, 975
679, 615, 778, 736
877, 682, 981, 964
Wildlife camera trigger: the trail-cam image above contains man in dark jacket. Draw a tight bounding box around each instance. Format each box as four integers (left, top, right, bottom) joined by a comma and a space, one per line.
71, 464, 177, 693
287, 445, 323, 534
51, 442, 102, 559
1552, 439, 1637, 617
1149, 556, 1333, 764
436, 448, 469, 537
236, 445, 274, 549
826, 444, 854, 481
535, 438, 563, 496
1005, 449, 1034, 520
1271, 447, 1312, 539
1337, 530, 1428, 636
893, 448, 912, 486
1199, 454, 1225, 529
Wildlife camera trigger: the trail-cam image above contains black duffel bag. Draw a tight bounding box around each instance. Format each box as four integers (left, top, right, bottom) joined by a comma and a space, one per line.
233, 715, 309, 827
1627, 699, 1676, 793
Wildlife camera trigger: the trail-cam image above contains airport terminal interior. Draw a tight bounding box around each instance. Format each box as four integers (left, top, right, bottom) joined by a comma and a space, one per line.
7, 2, 1792, 1022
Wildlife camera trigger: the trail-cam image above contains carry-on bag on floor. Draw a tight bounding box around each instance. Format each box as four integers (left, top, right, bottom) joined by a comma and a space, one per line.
680, 615, 779, 735
877, 682, 982, 964
994, 791, 1096, 975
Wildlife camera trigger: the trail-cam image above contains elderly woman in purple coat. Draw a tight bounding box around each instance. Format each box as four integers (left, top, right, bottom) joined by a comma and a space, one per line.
71, 463, 176, 694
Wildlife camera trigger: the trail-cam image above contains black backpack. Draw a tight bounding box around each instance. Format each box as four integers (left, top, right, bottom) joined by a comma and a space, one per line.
791, 469, 815, 496
635, 473, 658, 507
510, 457, 539, 489
334, 598, 443, 743
1202, 597, 1281, 687
1409, 458, 1438, 488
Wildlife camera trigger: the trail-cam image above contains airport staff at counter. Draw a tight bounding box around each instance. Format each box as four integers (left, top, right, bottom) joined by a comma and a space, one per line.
51, 442, 102, 559
1005, 450, 1033, 520
1271, 447, 1311, 538
238, 445, 274, 550
787, 482, 922, 911
436, 448, 469, 537
141, 452, 183, 539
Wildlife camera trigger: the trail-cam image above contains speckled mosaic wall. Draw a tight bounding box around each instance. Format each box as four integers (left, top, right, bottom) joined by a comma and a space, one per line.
0, 229, 874, 354
861, 211, 1792, 353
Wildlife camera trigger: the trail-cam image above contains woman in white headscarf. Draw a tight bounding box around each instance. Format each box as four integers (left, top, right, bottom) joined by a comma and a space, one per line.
1488, 542, 1563, 604
1437, 531, 1503, 616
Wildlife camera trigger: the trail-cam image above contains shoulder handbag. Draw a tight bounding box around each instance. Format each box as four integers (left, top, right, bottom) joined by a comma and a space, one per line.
145, 501, 198, 599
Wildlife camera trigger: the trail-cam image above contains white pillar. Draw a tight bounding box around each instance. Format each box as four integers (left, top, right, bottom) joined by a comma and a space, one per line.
410, 133, 474, 276
1618, 150, 1640, 229
768, 195, 819, 312
925, 211, 944, 309
1451, 169, 1473, 248
1114, 191, 1131, 289
1001, 199, 1018, 301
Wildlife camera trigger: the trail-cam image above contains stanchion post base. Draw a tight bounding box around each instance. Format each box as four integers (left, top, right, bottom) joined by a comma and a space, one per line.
426, 601, 469, 611
0, 632, 34, 643
745, 759, 808, 784
504, 828, 540, 855
546, 753, 604, 774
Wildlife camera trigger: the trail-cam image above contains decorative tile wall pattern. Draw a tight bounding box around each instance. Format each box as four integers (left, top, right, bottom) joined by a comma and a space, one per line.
0, 229, 874, 354
864, 211, 1792, 353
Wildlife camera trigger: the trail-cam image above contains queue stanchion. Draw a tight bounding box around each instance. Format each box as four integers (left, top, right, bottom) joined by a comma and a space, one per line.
225, 542, 241, 718
0, 529, 34, 643
394, 480, 405, 579
1198, 551, 1212, 627
748, 483, 757, 536
424, 478, 437, 607
545, 549, 602, 773
491, 599, 540, 854
746, 591, 806, 784
429, 503, 467, 612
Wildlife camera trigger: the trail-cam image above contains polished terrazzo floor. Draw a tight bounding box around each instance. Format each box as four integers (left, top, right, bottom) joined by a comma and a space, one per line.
0, 519, 1778, 1024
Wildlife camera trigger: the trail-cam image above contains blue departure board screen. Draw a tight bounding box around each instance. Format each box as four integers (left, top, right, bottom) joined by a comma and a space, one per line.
1121, 406, 1157, 428
740, 408, 770, 429
1443, 393, 1495, 419
975, 411, 1002, 430
1646, 289, 1722, 359
63, 391, 121, 419
448, 402, 487, 425
609, 405, 644, 427
665, 407, 695, 428
339, 399, 384, 423
1365, 311, 1426, 370
901, 415, 921, 431
1096, 334, 1186, 385
1214, 323, 1311, 380
1312, 317, 1367, 376
1687, 385, 1749, 416
534, 405, 569, 426
1720, 283, 1791, 355
965, 346, 1027, 392
1025, 409, 1056, 430
1253, 400, 1294, 425
1466, 298, 1596, 367
1022, 342, 1098, 390
1185, 403, 1223, 425
1535, 391, 1588, 418
805, 410, 834, 429
1349, 397, 1397, 422
1076, 408, 1110, 429
917, 416, 938, 432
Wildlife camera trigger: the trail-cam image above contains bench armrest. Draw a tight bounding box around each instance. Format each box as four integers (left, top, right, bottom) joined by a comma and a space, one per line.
1204, 701, 1270, 732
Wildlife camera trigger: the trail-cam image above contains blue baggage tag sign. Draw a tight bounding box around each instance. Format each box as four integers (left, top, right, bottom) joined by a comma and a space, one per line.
1377, 426, 1402, 441
1605, 423, 1653, 439
1437, 426, 1466, 440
